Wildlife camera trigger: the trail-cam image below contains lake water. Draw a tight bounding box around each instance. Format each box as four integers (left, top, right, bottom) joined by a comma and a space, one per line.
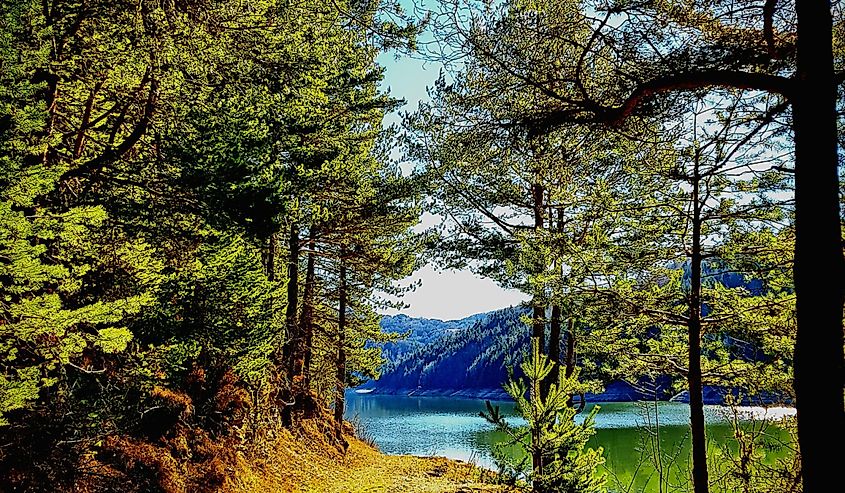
344, 392, 796, 492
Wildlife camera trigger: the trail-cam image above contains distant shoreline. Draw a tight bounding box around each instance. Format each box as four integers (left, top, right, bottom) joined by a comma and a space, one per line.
354, 384, 795, 407
355, 387, 512, 400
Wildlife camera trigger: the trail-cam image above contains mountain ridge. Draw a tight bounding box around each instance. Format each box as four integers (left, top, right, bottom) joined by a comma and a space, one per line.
377, 311, 493, 363
369, 305, 785, 405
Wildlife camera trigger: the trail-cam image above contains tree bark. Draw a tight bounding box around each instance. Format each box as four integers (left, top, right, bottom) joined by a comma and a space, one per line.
301, 230, 317, 389
688, 151, 709, 493
564, 318, 576, 379
266, 234, 276, 282
549, 304, 561, 369
334, 248, 348, 442
530, 182, 546, 366
792, 2, 845, 491
564, 317, 577, 409
279, 224, 300, 427
284, 223, 301, 382
529, 181, 547, 485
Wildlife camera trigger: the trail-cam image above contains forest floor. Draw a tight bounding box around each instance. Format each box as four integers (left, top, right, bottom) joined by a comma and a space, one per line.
293, 438, 507, 493
224, 416, 511, 493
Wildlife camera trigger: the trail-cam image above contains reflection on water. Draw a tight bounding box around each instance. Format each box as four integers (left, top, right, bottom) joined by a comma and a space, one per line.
343, 392, 794, 491
344, 393, 515, 462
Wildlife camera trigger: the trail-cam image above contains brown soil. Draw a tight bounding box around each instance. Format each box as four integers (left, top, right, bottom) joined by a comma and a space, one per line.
224, 419, 510, 493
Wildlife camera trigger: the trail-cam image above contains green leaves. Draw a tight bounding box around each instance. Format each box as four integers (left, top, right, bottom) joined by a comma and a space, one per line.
0, 368, 41, 426
94, 328, 133, 354
483, 340, 606, 493
0, 1, 427, 490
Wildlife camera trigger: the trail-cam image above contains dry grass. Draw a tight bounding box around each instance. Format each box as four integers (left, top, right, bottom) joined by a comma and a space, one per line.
63, 378, 503, 493
224, 418, 509, 493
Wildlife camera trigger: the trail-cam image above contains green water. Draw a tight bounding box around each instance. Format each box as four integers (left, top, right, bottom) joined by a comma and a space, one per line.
344, 392, 794, 492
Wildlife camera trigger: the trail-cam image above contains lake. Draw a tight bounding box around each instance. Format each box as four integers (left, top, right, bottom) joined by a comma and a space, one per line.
344, 392, 796, 492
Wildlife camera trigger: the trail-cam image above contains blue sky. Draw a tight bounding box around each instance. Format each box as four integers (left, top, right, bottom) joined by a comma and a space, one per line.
375, 35, 530, 320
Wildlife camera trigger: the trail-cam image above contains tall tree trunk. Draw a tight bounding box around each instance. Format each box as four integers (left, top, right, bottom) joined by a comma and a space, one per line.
334, 248, 348, 442
564, 318, 577, 409
545, 303, 561, 399
548, 304, 561, 369
530, 181, 546, 364
284, 223, 301, 382
543, 303, 560, 410
564, 318, 576, 379
529, 339, 544, 489
529, 182, 546, 485
301, 230, 317, 389
280, 224, 300, 427
793, 2, 845, 491
553, 206, 566, 367
266, 234, 276, 282
546, 207, 563, 394
688, 152, 709, 493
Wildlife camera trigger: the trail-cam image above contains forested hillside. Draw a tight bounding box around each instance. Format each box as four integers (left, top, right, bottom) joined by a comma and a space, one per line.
0, 1, 423, 490
377, 312, 488, 362
372, 308, 527, 397
372, 277, 784, 404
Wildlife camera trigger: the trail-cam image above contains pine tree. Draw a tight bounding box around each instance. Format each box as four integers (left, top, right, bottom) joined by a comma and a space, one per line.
428, 2, 843, 488
482, 340, 606, 493
0, 0, 423, 487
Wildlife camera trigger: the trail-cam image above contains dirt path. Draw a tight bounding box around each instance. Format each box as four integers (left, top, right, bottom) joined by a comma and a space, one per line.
297, 438, 506, 493
225, 419, 510, 493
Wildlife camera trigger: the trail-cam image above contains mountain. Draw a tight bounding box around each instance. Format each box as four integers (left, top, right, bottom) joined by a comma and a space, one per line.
368, 304, 784, 404
367, 307, 532, 399
370, 307, 651, 400
378, 312, 491, 363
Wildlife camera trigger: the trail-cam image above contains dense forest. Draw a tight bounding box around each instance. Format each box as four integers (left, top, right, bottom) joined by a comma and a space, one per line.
373, 308, 528, 397
0, 1, 424, 490
373, 293, 785, 404
377, 312, 486, 362
1, 0, 843, 493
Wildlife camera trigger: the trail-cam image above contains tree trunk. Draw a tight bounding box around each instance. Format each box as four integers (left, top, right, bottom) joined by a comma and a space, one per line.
334, 248, 348, 442
793, 2, 845, 491
564, 318, 577, 409
531, 428, 543, 492
564, 318, 576, 379
546, 208, 564, 398
530, 181, 546, 362
548, 304, 561, 368
529, 338, 544, 489
529, 182, 547, 481
284, 223, 301, 382
280, 224, 300, 427
266, 234, 276, 282
546, 303, 562, 397
550, 207, 565, 375
688, 152, 709, 493
301, 230, 317, 389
